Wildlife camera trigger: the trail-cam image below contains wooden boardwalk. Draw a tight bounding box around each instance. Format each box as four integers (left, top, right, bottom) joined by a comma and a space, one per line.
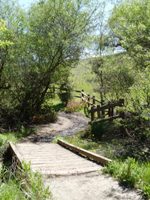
10, 142, 101, 176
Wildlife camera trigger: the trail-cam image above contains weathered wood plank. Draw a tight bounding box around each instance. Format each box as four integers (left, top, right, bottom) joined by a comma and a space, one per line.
9, 142, 101, 176
58, 139, 112, 166
9, 142, 23, 164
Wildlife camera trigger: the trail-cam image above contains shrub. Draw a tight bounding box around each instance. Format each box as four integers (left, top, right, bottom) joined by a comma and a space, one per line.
0, 180, 25, 200
58, 83, 72, 106
140, 163, 150, 198
32, 105, 57, 124
91, 120, 121, 139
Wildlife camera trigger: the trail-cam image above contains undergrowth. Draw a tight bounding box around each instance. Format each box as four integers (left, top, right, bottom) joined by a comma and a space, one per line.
59, 130, 120, 159
103, 158, 150, 199
0, 162, 51, 200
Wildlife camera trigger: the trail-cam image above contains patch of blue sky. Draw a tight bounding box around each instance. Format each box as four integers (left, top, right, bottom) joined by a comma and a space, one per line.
18, 0, 37, 8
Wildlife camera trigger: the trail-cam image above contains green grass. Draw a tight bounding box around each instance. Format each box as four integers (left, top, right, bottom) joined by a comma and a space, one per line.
58, 130, 122, 159
103, 158, 150, 199
0, 179, 26, 200
45, 95, 67, 113
70, 53, 134, 98
0, 126, 35, 145
0, 162, 51, 200
62, 133, 99, 151
0, 128, 35, 158
70, 59, 96, 95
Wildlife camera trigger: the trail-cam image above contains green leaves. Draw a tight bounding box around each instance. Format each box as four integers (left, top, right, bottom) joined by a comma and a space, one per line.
128, 68, 150, 118
0, 20, 13, 47
109, 0, 150, 69
0, 0, 92, 124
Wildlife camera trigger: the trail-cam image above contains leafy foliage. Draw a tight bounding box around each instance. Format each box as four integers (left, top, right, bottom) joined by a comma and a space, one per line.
91, 53, 135, 101
58, 83, 72, 106
0, 0, 92, 127
128, 68, 150, 117
109, 0, 150, 69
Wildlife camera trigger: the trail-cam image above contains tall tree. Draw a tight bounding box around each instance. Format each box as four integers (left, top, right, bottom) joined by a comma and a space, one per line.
0, 0, 92, 124
0, 19, 13, 89
109, 0, 150, 69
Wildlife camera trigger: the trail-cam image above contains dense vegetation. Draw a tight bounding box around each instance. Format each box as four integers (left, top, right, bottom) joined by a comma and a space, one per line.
0, 0, 92, 128
68, 0, 150, 198
0, 162, 51, 200
0, 0, 150, 199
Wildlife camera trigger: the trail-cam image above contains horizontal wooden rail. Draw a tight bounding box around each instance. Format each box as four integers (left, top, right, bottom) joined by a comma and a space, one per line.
74, 90, 81, 93
58, 139, 112, 166
47, 86, 124, 122
90, 114, 121, 124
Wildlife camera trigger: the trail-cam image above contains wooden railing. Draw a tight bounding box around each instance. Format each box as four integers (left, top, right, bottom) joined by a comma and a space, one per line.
90, 99, 124, 121
75, 89, 124, 122
47, 86, 124, 122
74, 89, 100, 106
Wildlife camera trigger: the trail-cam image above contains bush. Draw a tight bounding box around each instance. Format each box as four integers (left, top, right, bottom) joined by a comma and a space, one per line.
32, 105, 57, 124
91, 120, 121, 139
58, 83, 72, 106
140, 163, 150, 198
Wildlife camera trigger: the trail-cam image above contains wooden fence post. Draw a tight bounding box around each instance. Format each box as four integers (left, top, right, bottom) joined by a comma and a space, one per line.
108, 107, 114, 117
53, 85, 55, 98
91, 106, 95, 121
81, 89, 84, 101
101, 109, 105, 118
87, 94, 90, 107
92, 96, 95, 105
97, 105, 101, 118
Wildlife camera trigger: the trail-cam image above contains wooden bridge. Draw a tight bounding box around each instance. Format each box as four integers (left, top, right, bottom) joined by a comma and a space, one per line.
9, 140, 111, 177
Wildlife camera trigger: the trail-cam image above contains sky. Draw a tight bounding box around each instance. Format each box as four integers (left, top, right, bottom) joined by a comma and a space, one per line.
19, 0, 36, 8
19, 0, 114, 10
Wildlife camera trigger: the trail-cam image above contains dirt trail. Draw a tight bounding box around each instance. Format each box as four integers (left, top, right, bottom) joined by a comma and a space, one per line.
21, 112, 143, 200
45, 172, 142, 200
22, 112, 89, 142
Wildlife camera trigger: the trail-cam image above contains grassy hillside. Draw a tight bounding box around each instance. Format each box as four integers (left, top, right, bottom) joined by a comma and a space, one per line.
70, 58, 95, 95
70, 53, 134, 99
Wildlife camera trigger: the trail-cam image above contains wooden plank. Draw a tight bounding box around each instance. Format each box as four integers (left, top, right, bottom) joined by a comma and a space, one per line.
9, 143, 101, 176
9, 142, 23, 164
90, 115, 121, 124
74, 90, 81, 93
57, 140, 112, 166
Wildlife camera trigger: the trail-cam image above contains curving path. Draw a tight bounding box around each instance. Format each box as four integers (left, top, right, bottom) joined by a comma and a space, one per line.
19, 112, 143, 200
22, 112, 89, 143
